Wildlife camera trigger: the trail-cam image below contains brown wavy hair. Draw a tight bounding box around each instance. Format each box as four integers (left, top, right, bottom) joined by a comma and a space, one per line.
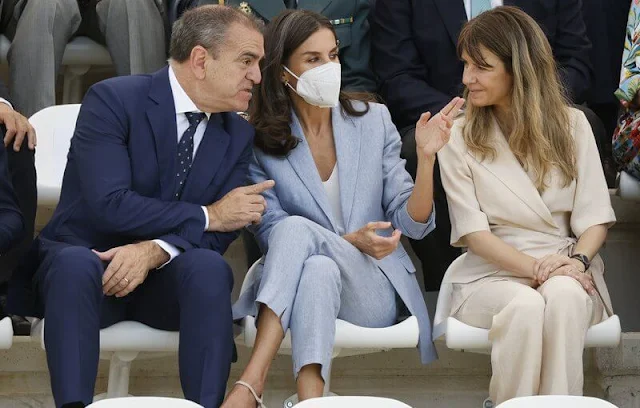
458, 6, 577, 190
249, 9, 376, 156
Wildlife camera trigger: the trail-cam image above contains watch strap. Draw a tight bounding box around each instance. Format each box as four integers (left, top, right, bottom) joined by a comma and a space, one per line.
570, 253, 590, 271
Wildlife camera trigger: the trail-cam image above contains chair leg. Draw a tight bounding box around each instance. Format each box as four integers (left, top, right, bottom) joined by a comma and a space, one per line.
106, 351, 139, 398
62, 65, 90, 104
283, 394, 298, 408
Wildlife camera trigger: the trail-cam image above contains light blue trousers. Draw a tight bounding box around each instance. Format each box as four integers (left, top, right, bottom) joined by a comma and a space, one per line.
253, 216, 398, 382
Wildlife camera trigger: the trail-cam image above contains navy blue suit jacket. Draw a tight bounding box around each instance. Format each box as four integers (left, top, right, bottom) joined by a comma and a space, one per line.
8, 67, 253, 317
371, 0, 593, 130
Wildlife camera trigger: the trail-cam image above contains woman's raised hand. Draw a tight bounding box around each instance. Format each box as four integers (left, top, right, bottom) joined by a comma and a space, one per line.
415, 97, 465, 158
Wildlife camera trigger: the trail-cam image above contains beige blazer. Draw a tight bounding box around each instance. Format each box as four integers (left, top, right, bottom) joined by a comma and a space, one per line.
437, 107, 616, 315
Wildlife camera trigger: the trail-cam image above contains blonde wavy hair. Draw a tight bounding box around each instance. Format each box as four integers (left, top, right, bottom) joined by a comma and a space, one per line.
457, 6, 577, 190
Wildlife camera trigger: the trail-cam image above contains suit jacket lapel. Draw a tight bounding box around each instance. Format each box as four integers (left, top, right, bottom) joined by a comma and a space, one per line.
332, 108, 360, 230
146, 67, 179, 201
181, 113, 231, 201
245, 0, 286, 21
298, 0, 333, 14
472, 122, 557, 228
287, 112, 337, 231
434, 0, 467, 45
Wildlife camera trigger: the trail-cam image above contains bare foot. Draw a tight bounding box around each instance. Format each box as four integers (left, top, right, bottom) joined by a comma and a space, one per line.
221, 381, 264, 408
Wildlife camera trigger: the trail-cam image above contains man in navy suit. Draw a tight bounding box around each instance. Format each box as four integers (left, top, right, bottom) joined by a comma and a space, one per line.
7, 5, 267, 408
371, 0, 593, 292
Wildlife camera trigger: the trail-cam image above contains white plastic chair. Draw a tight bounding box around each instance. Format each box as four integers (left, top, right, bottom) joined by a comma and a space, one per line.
30, 104, 81, 206
294, 396, 412, 408
0, 316, 13, 349
86, 396, 203, 407
0, 35, 113, 104
495, 395, 617, 407
619, 171, 640, 202
433, 256, 622, 352
29, 105, 180, 400
238, 261, 421, 408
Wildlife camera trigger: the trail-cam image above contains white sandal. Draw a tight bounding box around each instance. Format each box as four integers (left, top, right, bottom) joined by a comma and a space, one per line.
235, 380, 267, 408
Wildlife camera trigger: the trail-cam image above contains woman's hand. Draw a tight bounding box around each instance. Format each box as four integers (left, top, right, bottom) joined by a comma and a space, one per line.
534, 254, 596, 295
546, 265, 597, 296
534, 254, 586, 282
415, 97, 465, 158
343, 221, 401, 260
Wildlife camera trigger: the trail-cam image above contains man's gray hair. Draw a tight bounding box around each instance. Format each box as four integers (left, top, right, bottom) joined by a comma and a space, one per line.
169, 5, 263, 62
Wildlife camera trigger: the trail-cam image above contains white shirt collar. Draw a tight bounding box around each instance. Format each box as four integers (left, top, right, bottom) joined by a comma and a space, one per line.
168, 65, 212, 120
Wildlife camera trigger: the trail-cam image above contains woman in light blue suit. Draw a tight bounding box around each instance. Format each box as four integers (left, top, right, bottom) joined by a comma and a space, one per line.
225, 9, 464, 407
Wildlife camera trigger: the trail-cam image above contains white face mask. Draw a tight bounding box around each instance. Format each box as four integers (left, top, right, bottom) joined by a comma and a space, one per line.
283, 62, 341, 108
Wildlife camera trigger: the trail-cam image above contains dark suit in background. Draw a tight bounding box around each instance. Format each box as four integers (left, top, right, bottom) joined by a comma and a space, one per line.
582, 0, 630, 185
371, 0, 593, 291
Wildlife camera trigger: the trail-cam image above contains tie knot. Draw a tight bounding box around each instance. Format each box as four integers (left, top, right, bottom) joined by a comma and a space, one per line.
185, 112, 206, 127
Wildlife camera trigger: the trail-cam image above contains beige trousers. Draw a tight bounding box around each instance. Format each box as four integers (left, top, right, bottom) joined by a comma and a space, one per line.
453, 275, 604, 404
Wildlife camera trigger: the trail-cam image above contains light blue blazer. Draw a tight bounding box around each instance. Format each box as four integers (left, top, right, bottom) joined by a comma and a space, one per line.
242, 102, 437, 363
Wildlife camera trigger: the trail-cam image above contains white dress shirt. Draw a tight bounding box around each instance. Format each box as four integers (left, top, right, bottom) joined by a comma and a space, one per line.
322, 163, 345, 235
463, 0, 503, 20
153, 66, 212, 266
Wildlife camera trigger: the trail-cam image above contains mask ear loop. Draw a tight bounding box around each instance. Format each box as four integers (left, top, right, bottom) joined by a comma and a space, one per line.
282, 66, 299, 94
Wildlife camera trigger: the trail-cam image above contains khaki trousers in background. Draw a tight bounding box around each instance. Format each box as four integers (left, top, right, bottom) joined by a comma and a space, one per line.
453, 275, 604, 405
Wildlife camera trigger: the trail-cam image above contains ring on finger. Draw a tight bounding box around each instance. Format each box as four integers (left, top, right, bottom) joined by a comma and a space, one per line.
123, 277, 130, 284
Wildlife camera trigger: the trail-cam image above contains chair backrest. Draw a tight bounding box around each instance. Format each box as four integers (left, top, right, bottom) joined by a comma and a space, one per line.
496, 395, 617, 408
433, 255, 465, 327
619, 170, 640, 202
29, 104, 81, 206
87, 397, 203, 408
294, 396, 412, 408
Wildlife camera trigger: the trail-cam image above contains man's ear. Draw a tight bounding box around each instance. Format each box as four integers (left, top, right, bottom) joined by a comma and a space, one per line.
190, 46, 209, 80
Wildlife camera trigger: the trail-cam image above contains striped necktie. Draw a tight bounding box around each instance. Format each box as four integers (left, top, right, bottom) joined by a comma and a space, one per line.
471, 0, 492, 18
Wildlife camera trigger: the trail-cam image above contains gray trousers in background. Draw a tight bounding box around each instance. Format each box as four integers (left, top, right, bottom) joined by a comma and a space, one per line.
3, 0, 167, 117
234, 216, 399, 382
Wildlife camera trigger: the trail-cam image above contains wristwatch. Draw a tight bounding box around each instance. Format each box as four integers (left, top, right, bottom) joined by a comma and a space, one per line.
570, 253, 591, 272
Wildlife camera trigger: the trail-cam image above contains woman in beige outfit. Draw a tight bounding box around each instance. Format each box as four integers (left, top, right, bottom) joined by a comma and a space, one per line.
437, 6, 617, 405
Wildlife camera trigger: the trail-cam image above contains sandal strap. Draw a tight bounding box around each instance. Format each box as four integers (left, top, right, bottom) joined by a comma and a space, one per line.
235, 380, 266, 408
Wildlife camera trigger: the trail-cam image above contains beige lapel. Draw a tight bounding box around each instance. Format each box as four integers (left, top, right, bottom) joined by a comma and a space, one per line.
470, 122, 557, 229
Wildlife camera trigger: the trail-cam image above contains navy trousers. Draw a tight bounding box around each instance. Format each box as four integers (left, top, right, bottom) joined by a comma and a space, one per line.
37, 245, 234, 408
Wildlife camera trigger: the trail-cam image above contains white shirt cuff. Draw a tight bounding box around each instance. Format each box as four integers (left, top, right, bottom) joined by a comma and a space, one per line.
0, 98, 13, 109
153, 239, 180, 268
202, 206, 209, 230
